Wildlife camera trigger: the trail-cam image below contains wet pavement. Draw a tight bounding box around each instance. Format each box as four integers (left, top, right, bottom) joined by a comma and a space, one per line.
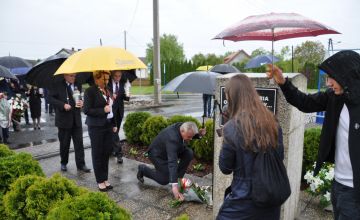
10, 94, 330, 219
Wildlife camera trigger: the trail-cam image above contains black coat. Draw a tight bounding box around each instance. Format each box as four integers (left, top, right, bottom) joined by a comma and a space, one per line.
28, 87, 42, 118
280, 50, 360, 198
148, 123, 192, 183
217, 119, 283, 219
83, 85, 115, 127
48, 81, 82, 128
107, 80, 129, 128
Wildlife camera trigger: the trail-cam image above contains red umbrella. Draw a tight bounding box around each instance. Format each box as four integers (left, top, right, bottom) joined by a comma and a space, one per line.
213, 12, 340, 59
214, 12, 340, 42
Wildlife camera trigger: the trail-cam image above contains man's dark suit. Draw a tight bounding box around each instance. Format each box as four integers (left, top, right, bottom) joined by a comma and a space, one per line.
83, 85, 114, 183
48, 81, 86, 169
141, 123, 194, 185
107, 80, 129, 158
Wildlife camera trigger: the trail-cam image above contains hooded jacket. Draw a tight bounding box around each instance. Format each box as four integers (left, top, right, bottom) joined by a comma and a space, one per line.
280, 50, 360, 198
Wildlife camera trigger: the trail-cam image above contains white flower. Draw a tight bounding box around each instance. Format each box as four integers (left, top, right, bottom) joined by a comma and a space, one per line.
304, 171, 314, 182
325, 167, 334, 180
324, 191, 331, 201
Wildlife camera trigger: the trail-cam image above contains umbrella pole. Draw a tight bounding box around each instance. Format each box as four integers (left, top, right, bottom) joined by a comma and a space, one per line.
270, 29, 275, 84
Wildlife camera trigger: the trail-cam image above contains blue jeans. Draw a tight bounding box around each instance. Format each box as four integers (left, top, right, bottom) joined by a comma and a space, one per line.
331, 180, 360, 220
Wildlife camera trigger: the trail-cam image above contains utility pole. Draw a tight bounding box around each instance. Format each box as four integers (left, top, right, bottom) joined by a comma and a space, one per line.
124, 31, 127, 50
153, 0, 161, 104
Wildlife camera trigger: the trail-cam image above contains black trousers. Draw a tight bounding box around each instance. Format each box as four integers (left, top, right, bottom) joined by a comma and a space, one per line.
112, 124, 123, 157
143, 148, 193, 185
331, 180, 360, 220
88, 122, 113, 183
58, 126, 85, 168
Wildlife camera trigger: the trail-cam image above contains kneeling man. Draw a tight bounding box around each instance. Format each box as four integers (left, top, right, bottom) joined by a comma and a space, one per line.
137, 122, 205, 200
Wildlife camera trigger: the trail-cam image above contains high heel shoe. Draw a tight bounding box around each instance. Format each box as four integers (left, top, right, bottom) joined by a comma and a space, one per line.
98, 183, 108, 192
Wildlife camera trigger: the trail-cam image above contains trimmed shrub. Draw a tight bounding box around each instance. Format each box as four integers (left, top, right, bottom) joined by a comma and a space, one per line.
46, 192, 131, 220
0, 144, 15, 158
123, 111, 151, 144
192, 119, 214, 161
3, 175, 45, 220
303, 127, 322, 175
24, 173, 87, 220
0, 153, 45, 195
140, 115, 168, 146
0, 192, 5, 220
167, 115, 201, 128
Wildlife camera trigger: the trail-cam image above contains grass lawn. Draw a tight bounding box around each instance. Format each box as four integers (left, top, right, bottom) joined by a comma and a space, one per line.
131, 86, 179, 95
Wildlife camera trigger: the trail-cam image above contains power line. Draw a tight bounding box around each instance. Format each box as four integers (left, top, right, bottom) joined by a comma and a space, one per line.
127, 0, 140, 32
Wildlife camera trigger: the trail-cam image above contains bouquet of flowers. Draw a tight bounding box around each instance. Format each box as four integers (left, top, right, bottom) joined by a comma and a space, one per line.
169, 178, 212, 208
9, 94, 26, 123
304, 162, 334, 208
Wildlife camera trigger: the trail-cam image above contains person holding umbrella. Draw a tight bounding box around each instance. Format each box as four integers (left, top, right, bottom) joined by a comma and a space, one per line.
49, 73, 90, 173
267, 50, 360, 219
83, 71, 115, 191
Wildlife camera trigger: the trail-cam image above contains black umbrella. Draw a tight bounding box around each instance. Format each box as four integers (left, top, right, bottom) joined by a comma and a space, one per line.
0, 65, 17, 80
209, 64, 240, 74
25, 53, 92, 89
0, 56, 32, 69
120, 69, 138, 83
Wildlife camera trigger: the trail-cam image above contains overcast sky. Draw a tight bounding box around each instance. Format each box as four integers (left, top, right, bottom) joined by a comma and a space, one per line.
0, 0, 359, 61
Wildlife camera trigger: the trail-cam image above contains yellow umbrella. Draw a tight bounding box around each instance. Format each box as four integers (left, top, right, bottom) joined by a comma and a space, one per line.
196, 65, 213, 71
55, 46, 146, 75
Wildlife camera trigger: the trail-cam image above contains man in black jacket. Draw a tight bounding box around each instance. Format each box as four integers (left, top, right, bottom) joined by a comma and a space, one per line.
49, 74, 90, 173
137, 122, 205, 200
107, 70, 130, 164
267, 50, 360, 219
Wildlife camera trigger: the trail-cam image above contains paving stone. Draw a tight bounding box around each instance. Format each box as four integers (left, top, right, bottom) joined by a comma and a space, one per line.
117, 199, 147, 214
132, 206, 172, 220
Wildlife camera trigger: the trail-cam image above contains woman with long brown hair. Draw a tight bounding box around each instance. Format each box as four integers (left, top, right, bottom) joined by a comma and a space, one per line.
217, 74, 284, 220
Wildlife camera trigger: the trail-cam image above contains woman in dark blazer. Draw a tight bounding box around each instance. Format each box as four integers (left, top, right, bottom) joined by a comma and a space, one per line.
83, 71, 116, 191
217, 74, 284, 220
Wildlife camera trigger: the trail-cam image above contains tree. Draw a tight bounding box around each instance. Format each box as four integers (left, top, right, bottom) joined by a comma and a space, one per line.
278, 46, 291, 60
191, 53, 207, 65
294, 41, 326, 67
145, 34, 185, 63
191, 53, 223, 65
251, 47, 269, 57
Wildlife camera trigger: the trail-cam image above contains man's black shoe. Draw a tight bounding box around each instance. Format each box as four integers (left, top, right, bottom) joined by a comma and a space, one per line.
117, 156, 123, 164
77, 165, 91, 173
137, 165, 144, 183
61, 164, 67, 171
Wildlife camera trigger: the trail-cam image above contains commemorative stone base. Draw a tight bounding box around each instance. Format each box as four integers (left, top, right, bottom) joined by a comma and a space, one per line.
213, 73, 307, 220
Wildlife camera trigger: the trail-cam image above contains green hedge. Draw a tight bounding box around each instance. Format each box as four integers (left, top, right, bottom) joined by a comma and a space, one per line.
167, 115, 201, 128
0, 153, 45, 195
23, 174, 87, 219
140, 115, 168, 146
303, 127, 322, 175
47, 192, 131, 220
192, 119, 214, 161
123, 111, 151, 144
0, 144, 15, 158
3, 175, 45, 220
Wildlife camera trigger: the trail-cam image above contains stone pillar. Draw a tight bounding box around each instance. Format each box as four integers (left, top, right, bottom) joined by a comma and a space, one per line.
213, 73, 307, 220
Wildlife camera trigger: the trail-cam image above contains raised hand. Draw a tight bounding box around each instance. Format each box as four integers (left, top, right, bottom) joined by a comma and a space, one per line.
266, 64, 286, 85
